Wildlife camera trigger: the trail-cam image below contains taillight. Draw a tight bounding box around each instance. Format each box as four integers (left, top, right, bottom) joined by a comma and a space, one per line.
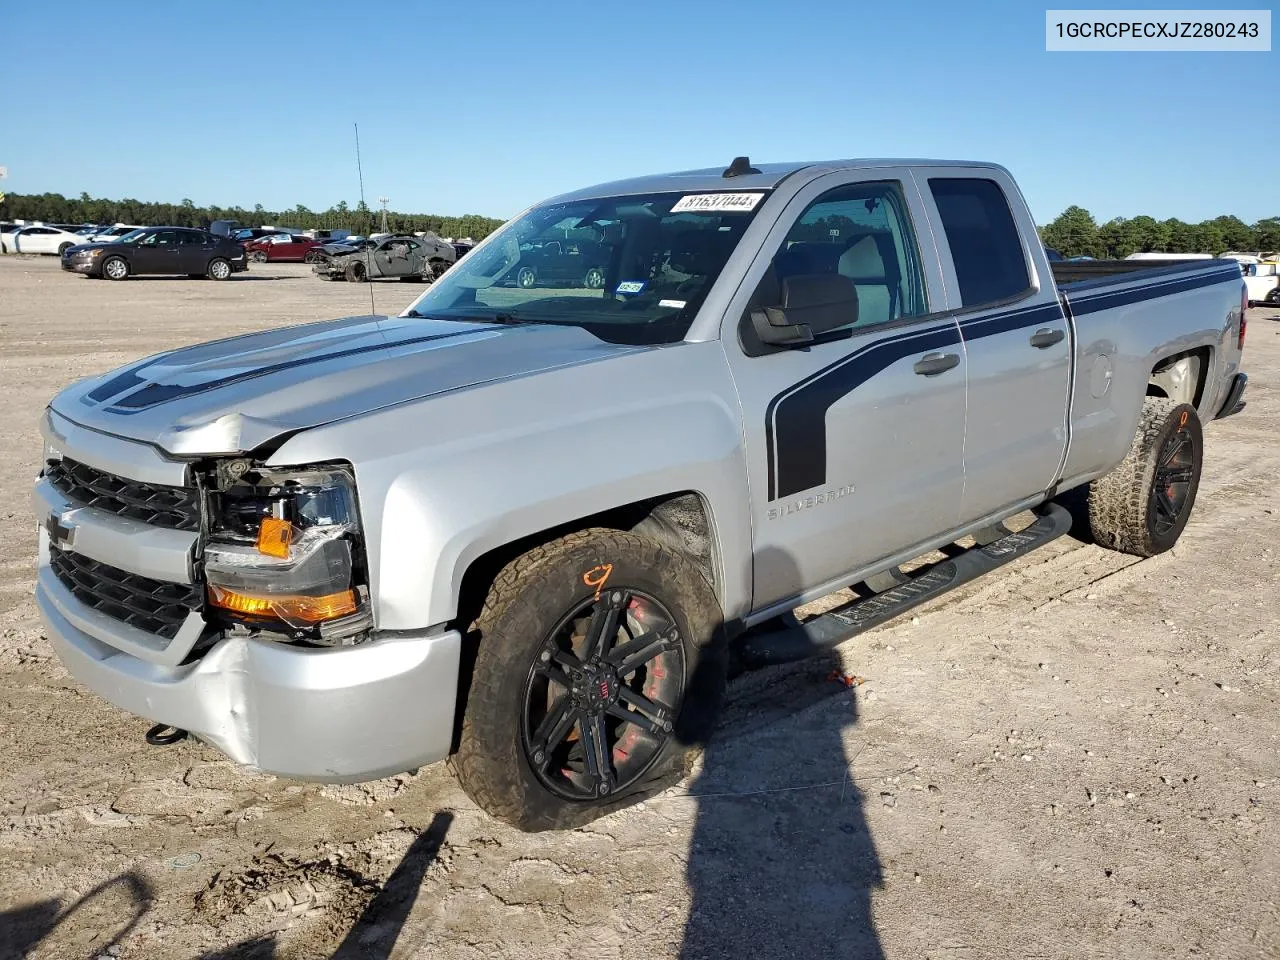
1239, 283, 1248, 351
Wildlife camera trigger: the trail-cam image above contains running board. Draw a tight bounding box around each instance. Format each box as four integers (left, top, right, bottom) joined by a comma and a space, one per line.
735, 502, 1073, 668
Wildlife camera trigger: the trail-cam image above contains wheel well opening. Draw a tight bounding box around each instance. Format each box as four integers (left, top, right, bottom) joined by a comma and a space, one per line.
452, 492, 719, 634
1149, 347, 1210, 407
448, 492, 719, 754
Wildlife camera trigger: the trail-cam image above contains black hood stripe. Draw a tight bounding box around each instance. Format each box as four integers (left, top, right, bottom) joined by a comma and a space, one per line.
96, 327, 480, 413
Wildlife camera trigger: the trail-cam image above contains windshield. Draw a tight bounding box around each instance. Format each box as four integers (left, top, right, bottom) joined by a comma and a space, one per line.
403, 190, 768, 344
115, 229, 148, 244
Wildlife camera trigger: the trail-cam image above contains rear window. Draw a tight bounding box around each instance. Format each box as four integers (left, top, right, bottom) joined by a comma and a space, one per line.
928, 178, 1030, 306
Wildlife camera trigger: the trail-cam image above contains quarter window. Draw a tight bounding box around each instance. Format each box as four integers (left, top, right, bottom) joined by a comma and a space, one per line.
760, 180, 928, 331
928, 178, 1030, 306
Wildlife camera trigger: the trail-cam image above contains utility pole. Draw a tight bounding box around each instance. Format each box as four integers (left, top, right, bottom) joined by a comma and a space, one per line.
377, 196, 389, 234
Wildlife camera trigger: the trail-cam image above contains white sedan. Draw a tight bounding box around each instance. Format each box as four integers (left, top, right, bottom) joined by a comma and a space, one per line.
89, 224, 143, 243
1, 225, 90, 255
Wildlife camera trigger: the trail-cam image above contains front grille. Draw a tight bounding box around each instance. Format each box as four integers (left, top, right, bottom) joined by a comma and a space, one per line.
49, 546, 201, 640
47, 458, 200, 531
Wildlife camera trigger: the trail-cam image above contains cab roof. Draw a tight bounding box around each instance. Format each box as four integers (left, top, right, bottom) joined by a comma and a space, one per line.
547, 158, 1006, 204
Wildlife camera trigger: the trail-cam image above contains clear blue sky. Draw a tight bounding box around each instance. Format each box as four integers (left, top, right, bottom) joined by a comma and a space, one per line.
3, 1, 1275, 224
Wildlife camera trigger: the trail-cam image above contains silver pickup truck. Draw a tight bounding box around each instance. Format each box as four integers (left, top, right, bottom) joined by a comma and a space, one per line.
35, 158, 1248, 830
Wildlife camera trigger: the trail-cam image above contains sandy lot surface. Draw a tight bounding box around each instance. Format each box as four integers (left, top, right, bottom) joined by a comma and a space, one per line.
1, 255, 1277, 960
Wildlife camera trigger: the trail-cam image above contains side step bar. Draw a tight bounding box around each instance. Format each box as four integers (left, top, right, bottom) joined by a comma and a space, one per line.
735, 502, 1073, 669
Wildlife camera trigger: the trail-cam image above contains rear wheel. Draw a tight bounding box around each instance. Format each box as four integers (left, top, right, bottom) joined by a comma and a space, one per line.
207, 258, 232, 281
103, 256, 129, 281
250, 250, 268, 263
452, 528, 727, 831
516, 266, 537, 288
1088, 398, 1202, 557
583, 266, 605, 289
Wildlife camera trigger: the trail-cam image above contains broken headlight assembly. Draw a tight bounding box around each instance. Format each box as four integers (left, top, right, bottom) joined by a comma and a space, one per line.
203, 462, 372, 646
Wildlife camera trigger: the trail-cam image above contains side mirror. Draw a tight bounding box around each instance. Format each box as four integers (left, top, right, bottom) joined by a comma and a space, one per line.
750, 274, 858, 346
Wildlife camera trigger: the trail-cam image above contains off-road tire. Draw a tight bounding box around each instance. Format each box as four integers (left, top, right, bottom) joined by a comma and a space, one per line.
451, 528, 727, 831
345, 261, 366, 282
1088, 398, 1202, 557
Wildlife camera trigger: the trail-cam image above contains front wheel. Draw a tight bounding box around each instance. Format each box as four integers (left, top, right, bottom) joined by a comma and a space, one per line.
303, 250, 322, 264
516, 266, 537, 289
583, 266, 605, 289
207, 258, 232, 281
102, 256, 129, 281
250, 250, 268, 263
1088, 397, 1202, 557
452, 528, 727, 831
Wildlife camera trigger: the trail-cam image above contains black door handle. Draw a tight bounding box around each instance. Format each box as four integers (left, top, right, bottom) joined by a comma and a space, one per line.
1029, 327, 1065, 348
913, 352, 961, 376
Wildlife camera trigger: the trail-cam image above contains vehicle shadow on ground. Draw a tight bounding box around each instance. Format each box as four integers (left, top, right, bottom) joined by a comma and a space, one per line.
679, 547, 885, 960
0, 812, 452, 960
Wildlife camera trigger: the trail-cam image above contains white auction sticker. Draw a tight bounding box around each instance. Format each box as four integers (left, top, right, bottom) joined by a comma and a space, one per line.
670, 192, 764, 214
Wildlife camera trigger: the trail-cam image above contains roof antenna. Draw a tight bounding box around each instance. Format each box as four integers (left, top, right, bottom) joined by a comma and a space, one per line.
354, 122, 376, 318
723, 156, 761, 179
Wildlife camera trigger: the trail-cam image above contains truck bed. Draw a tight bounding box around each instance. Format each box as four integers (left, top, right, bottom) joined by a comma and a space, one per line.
1051, 258, 1240, 287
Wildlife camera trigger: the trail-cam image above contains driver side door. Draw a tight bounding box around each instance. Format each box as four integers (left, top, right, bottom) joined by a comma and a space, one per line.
720, 171, 968, 612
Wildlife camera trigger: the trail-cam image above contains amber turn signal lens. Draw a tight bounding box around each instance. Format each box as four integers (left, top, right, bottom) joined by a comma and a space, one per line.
257, 517, 294, 558
208, 585, 358, 624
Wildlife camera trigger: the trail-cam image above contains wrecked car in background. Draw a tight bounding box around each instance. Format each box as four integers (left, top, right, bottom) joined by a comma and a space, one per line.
313, 233, 456, 282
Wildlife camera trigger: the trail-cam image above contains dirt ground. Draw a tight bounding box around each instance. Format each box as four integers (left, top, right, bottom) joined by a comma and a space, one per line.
1, 254, 1277, 960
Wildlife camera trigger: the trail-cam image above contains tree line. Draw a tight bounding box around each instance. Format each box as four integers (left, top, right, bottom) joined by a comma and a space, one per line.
0, 192, 507, 241
1040, 206, 1280, 259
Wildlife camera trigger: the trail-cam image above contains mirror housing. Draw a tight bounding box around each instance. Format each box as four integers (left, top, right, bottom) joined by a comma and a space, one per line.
750, 273, 858, 346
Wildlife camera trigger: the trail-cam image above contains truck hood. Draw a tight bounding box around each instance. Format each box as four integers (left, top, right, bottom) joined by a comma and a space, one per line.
50, 314, 645, 456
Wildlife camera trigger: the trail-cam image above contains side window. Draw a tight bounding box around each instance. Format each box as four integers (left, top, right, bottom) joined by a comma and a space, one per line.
927, 178, 1030, 306
154, 230, 179, 246
179, 231, 204, 245
761, 180, 927, 331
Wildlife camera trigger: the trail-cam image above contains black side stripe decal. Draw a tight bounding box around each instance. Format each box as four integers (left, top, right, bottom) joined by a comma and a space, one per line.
766, 301, 1062, 502
764, 262, 1237, 502
1065, 265, 1239, 315
767, 322, 961, 500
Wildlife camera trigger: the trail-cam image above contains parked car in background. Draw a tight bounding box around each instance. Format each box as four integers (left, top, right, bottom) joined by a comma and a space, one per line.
509, 237, 608, 289
61, 227, 247, 280
243, 234, 325, 263
2, 225, 93, 255
89, 225, 144, 243
451, 241, 474, 260
312, 233, 456, 281
230, 228, 285, 245
1265, 283, 1280, 305
1243, 260, 1279, 305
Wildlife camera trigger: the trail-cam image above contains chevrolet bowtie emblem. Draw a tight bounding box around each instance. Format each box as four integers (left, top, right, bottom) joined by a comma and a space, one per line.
45, 513, 76, 549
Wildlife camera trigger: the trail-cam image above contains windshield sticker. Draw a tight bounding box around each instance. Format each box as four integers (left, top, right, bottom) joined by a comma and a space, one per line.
670, 192, 764, 214
659, 299, 687, 309
616, 281, 646, 295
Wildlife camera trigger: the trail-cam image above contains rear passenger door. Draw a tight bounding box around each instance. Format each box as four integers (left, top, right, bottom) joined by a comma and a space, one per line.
177, 230, 212, 273
915, 170, 1071, 523
721, 171, 966, 612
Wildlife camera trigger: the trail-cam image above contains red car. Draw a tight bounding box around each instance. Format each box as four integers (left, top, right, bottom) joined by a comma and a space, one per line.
243, 234, 325, 263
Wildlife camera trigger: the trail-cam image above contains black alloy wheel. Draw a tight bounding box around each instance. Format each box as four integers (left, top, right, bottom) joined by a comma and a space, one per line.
521, 588, 684, 801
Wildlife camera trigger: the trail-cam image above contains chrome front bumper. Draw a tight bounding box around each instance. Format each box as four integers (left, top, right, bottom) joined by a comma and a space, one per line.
37, 573, 461, 781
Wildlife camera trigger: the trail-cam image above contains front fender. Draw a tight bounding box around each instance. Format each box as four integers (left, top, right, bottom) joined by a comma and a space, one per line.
267, 341, 751, 629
